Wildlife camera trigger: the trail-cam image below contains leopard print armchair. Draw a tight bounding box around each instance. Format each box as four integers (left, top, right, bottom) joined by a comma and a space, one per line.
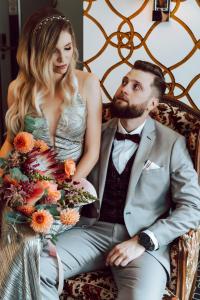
61, 96, 200, 300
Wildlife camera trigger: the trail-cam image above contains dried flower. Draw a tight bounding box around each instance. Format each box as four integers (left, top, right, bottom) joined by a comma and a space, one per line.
3, 174, 18, 186
14, 132, 35, 153
64, 159, 76, 178
17, 205, 35, 216
60, 208, 80, 225
31, 209, 53, 233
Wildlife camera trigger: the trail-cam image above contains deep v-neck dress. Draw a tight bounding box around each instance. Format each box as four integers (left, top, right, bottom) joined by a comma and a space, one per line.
24, 93, 87, 162
0, 93, 87, 300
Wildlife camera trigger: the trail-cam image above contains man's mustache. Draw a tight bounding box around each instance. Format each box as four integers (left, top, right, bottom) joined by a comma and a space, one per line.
113, 95, 129, 102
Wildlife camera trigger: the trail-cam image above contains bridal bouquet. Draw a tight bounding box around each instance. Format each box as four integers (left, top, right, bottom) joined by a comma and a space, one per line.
0, 132, 97, 243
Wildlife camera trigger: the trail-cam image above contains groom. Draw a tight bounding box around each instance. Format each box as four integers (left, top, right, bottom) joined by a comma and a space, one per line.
40, 60, 200, 300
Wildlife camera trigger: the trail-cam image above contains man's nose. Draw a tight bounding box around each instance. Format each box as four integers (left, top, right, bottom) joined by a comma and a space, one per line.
121, 83, 131, 95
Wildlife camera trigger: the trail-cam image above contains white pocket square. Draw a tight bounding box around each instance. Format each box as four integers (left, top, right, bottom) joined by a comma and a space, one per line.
143, 160, 160, 170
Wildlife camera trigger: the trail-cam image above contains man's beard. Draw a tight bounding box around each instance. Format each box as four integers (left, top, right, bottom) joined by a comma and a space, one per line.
110, 97, 148, 119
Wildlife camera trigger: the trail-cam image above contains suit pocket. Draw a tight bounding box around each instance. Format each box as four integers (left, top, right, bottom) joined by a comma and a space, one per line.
142, 166, 166, 176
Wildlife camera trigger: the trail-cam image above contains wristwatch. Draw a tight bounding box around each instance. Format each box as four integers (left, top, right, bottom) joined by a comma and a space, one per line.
138, 231, 156, 251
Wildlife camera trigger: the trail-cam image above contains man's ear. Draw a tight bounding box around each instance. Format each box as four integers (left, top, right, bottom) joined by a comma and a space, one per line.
147, 96, 159, 112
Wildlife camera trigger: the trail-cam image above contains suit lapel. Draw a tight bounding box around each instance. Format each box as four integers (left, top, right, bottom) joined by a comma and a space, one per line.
126, 117, 156, 204
98, 119, 117, 202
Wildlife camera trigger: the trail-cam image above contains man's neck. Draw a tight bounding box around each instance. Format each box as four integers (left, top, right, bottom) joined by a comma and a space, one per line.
120, 115, 147, 133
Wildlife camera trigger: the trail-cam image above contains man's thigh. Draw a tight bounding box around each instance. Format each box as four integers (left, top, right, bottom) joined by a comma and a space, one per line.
112, 251, 167, 300
40, 223, 114, 281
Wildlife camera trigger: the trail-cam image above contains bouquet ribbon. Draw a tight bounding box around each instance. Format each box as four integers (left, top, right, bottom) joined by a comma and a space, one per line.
47, 240, 64, 295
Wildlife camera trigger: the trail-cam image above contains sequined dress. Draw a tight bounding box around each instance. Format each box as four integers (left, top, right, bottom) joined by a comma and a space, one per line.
0, 94, 87, 300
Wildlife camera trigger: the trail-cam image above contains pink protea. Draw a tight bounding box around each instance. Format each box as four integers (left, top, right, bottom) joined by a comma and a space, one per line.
22, 148, 65, 179
31, 209, 53, 233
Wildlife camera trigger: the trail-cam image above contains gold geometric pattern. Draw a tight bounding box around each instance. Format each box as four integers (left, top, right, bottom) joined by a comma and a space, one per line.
83, 0, 200, 110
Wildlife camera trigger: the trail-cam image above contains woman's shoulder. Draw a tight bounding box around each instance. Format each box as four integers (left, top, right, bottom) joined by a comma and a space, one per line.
75, 69, 99, 85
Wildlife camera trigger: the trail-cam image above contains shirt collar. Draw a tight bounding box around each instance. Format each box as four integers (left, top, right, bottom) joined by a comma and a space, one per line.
118, 119, 146, 135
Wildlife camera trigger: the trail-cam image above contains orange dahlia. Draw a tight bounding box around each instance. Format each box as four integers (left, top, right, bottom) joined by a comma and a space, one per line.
14, 132, 35, 153
64, 159, 76, 178
34, 140, 49, 152
47, 190, 61, 203
30, 209, 53, 233
17, 205, 35, 216
60, 209, 80, 225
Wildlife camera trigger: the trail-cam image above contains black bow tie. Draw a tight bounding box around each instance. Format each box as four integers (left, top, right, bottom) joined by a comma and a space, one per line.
115, 131, 141, 144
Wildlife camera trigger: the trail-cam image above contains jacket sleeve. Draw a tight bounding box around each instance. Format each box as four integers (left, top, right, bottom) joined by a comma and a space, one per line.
148, 135, 200, 246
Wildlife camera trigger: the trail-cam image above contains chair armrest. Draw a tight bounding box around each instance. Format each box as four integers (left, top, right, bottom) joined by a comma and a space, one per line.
168, 228, 200, 300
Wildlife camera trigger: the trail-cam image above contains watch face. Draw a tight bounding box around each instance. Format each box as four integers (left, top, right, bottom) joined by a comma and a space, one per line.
139, 232, 155, 251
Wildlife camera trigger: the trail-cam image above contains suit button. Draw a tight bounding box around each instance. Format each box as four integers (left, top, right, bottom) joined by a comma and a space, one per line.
125, 212, 131, 215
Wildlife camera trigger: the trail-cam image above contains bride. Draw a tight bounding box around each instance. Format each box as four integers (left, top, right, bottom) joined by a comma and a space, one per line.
0, 6, 101, 299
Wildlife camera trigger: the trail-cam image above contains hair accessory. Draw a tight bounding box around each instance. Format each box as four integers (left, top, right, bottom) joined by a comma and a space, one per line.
33, 15, 70, 34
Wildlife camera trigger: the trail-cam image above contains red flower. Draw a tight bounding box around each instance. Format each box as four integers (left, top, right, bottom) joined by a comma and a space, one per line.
25, 182, 44, 205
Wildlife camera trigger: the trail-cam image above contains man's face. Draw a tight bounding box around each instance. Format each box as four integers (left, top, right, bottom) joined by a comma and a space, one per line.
111, 69, 158, 119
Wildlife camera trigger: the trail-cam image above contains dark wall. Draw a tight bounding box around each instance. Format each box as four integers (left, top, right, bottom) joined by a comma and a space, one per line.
20, 0, 83, 64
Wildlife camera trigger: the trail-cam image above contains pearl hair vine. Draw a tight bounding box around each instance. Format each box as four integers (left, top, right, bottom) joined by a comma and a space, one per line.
33, 15, 70, 34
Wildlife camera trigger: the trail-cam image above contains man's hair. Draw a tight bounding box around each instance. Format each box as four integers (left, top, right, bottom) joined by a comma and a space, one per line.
132, 60, 166, 100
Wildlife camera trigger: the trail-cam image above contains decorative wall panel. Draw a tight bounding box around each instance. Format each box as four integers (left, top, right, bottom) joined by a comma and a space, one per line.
83, 0, 200, 110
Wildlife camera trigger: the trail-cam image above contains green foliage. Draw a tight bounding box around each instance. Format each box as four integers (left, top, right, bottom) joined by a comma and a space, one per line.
10, 168, 29, 182
0, 158, 6, 168
5, 211, 29, 224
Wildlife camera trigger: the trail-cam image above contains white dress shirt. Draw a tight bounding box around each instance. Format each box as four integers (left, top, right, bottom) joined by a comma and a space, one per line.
112, 120, 145, 174
112, 120, 159, 250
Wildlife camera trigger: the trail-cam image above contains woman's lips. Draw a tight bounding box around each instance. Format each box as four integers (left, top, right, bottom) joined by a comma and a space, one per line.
55, 64, 68, 69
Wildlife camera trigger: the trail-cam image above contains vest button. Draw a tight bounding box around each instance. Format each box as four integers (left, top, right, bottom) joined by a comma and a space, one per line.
125, 212, 131, 215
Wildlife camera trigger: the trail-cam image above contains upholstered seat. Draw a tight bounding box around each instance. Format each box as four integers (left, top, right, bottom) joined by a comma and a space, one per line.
61, 96, 200, 300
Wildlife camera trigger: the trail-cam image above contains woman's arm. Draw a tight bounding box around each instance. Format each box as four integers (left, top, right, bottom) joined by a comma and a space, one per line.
0, 138, 13, 158
0, 81, 16, 158
73, 73, 102, 180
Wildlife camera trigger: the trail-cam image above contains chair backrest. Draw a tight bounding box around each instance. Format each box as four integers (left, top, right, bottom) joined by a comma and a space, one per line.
102, 96, 200, 176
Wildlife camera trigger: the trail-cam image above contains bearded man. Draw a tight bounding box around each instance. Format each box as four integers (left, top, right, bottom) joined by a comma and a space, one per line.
40, 60, 200, 300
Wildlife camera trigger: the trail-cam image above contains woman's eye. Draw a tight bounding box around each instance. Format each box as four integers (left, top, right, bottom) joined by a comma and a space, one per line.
64, 47, 72, 51
122, 80, 127, 86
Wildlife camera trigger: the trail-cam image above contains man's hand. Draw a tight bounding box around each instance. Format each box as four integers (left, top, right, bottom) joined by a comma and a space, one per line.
106, 235, 145, 267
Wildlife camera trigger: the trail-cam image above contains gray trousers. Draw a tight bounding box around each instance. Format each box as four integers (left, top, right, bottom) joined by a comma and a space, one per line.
40, 222, 167, 300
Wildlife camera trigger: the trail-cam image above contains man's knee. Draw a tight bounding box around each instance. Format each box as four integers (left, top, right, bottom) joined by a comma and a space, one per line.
117, 287, 165, 300
113, 252, 167, 300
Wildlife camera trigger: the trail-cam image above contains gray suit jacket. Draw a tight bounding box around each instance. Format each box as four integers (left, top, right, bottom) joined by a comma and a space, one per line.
80, 117, 200, 273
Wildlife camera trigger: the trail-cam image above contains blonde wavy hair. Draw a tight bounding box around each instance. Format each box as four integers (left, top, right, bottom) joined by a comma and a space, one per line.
6, 7, 79, 141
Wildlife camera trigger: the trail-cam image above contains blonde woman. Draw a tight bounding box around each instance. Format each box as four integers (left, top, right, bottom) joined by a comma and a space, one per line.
0, 7, 101, 179
0, 7, 101, 299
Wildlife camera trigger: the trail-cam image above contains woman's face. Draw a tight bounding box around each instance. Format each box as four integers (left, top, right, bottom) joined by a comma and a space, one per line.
52, 30, 73, 75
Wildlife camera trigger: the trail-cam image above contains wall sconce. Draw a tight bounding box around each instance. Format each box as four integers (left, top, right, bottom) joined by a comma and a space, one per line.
152, 0, 171, 22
